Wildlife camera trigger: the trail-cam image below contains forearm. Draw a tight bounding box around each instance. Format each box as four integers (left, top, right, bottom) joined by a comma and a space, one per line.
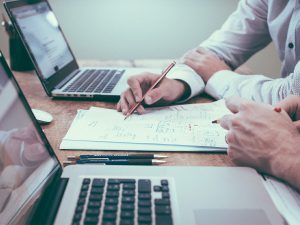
271, 148, 300, 191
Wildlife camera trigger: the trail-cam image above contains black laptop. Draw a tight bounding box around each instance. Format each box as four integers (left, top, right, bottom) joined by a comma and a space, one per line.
4, 0, 159, 101
0, 51, 284, 225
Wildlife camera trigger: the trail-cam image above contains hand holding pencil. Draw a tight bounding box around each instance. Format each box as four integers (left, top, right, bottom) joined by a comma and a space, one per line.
116, 61, 189, 116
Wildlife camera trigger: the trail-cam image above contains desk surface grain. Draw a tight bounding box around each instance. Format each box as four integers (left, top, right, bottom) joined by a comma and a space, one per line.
13, 60, 233, 167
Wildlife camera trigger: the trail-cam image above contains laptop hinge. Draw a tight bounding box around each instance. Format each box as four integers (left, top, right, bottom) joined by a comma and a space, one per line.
29, 176, 69, 225
55, 70, 80, 89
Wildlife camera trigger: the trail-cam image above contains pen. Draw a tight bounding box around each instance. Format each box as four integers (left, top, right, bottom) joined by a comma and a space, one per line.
124, 61, 176, 120
211, 106, 283, 124
63, 159, 166, 166
67, 154, 168, 160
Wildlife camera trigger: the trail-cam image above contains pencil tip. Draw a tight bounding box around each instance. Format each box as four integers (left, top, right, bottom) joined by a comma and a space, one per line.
154, 154, 168, 159
212, 120, 218, 124
153, 159, 167, 165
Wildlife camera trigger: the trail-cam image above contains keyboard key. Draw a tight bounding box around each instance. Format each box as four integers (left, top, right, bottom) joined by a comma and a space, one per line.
92, 179, 105, 187
138, 207, 152, 215
91, 187, 104, 194
82, 178, 91, 184
102, 212, 117, 220
162, 186, 169, 192
138, 200, 151, 207
81, 184, 89, 191
119, 179, 136, 184
155, 205, 172, 215
155, 215, 173, 225
108, 179, 121, 184
138, 215, 152, 223
73, 213, 82, 222
138, 193, 151, 200
106, 191, 119, 198
120, 219, 134, 225
121, 211, 134, 219
155, 199, 170, 205
105, 198, 119, 205
87, 201, 101, 208
84, 216, 98, 224
154, 186, 162, 192
89, 194, 103, 201
107, 184, 120, 191
122, 196, 135, 203
121, 203, 134, 211
138, 180, 151, 193
102, 221, 116, 225
77, 198, 86, 205
122, 190, 135, 196
79, 191, 88, 198
123, 183, 136, 190
75, 205, 84, 213
104, 205, 118, 213
162, 192, 170, 199
86, 208, 100, 216
161, 180, 169, 186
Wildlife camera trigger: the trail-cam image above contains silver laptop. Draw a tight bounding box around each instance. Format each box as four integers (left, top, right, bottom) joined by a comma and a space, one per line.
4, 0, 159, 101
0, 52, 284, 225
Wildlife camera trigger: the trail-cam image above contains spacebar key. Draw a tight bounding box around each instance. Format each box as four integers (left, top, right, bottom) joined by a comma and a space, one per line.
155, 215, 173, 225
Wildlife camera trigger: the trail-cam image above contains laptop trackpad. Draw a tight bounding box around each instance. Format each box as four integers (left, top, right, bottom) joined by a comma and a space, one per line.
194, 209, 271, 225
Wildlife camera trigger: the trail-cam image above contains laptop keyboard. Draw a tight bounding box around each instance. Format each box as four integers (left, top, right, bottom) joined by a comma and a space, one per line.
63, 69, 124, 94
72, 178, 173, 225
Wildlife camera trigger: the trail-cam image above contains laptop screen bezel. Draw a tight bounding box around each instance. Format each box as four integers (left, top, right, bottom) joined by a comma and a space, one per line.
3, 0, 79, 96
0, 50, 63, 223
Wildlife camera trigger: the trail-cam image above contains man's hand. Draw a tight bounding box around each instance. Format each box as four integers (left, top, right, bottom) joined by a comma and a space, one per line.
219, 96, 300, 190
116, 73, 187, 115
181, 47, 231, 83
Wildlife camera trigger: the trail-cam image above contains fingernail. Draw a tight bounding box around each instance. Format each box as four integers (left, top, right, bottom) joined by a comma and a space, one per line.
145, 96, 152, 104
122, 109, 127, 115
135, 95, 140, 102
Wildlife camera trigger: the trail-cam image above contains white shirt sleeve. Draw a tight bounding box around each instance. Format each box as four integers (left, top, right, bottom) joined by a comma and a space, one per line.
166, 63, 205, 101
200, 0, 271, 69
205, 61, 300, 105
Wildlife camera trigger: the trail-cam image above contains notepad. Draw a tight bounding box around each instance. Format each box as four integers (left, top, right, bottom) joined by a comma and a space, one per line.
60, 100, 230, 151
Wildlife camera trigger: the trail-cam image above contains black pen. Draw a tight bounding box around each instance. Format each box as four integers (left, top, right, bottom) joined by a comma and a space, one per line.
63, 159, 166, 166
67, 154, 168, 160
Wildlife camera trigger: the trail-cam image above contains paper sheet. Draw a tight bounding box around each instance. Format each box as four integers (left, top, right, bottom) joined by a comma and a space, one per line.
60, 100, 230, 151
262, 176, 300, 225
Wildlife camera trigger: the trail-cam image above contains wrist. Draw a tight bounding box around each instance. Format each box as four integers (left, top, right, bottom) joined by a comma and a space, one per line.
173, 80, 191, 102
270, 138, 300, 190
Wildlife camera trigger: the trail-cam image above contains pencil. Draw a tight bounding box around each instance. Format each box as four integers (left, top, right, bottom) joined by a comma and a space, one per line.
124, 61, 176, 120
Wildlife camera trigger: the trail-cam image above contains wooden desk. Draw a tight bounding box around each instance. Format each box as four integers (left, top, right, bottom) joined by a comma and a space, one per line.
13, 60, 233, 167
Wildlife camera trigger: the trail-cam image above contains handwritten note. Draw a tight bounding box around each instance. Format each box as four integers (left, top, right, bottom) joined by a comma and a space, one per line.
62, 100, 230, 149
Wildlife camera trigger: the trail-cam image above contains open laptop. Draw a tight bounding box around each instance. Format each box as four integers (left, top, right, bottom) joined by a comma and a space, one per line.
0, 52, 284, 225
4, 0, 159, 101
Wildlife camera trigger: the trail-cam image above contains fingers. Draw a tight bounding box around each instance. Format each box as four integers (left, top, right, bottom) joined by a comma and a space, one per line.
219, 114, 233, 130
276, 95, 300, 120
117, 89, 145, 115
293, 120, 300, 132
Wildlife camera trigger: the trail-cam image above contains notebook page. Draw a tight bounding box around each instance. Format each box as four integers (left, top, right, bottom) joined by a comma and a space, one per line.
63, 100, 230, 148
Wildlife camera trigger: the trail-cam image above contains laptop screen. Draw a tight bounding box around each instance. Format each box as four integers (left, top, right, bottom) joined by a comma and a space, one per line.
10, 1, 74, 80
0, 53, 59, 224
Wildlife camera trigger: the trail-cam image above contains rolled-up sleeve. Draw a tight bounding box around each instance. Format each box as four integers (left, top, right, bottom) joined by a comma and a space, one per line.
205, 61, 300, 105
167, 64, 205, 101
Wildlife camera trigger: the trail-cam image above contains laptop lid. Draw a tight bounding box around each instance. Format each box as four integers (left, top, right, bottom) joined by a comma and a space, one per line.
0, 51, 61, 224
4, 0, 79, 96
